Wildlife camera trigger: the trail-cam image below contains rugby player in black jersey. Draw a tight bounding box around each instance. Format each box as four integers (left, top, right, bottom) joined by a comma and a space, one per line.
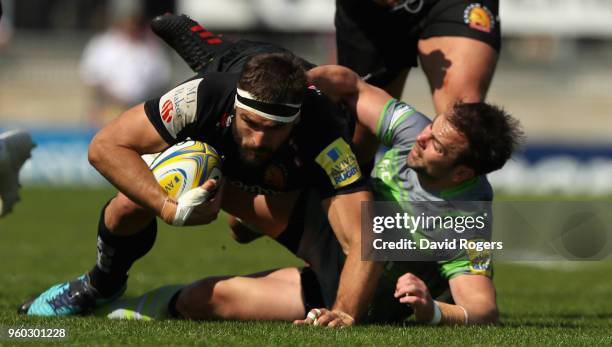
20, 18, 380, 325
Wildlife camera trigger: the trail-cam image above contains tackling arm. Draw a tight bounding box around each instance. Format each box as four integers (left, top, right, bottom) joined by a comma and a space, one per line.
308, 65, 394, 136
445, 274, 499, 324
307, 65, 394, 164
322, 190, 383, 323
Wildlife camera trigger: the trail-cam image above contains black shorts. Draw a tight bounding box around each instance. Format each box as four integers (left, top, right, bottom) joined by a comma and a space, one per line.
335, 0, 501, 87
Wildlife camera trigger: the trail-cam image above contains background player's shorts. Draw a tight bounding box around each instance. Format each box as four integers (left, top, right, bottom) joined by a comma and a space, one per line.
335, 0, 501, 87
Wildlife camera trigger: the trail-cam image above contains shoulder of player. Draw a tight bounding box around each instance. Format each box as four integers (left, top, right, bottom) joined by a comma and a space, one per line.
387, 100, 431, 130
378, 100, 431, 147
151, 72, 238, 140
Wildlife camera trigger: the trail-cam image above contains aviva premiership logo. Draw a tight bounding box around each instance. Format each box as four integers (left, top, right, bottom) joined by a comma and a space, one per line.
148, 141, 222, 199
316, 138, 361, 188
466, 239, 492, 275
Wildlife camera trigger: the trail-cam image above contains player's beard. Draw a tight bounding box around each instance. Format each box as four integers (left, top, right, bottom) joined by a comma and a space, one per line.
239, 146, 274, 168
408, 161, 433, 178
407, 147, 442, 180
232, 122, 275, 169
406, 146, 426, 172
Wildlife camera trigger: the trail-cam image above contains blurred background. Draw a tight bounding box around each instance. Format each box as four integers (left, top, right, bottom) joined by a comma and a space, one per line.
1, 0, 611, 195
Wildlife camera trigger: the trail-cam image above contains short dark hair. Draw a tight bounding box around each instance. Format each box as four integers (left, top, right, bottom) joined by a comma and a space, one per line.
237, 52, 306, 105
448, 101, 524, 176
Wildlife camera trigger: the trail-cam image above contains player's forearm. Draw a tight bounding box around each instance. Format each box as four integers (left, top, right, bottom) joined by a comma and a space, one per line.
307, 65, 360, 103
89, 138, 166, 214
324, 190, 380, 321
332, 243, 383, 321
433, 301, 498, 325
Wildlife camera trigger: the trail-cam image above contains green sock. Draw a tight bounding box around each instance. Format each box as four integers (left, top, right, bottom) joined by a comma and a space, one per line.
93, 285, 184, 320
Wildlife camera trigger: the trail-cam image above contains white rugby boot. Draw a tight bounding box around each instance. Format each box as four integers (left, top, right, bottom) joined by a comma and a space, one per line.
0, 130, 35, 217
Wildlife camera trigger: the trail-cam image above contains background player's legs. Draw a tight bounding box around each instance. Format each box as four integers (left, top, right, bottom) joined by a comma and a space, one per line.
418, 36, 498, 113
176, 267, 306, 321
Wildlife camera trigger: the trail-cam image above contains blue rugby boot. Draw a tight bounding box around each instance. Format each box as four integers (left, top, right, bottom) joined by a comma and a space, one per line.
18, 274, 126, 316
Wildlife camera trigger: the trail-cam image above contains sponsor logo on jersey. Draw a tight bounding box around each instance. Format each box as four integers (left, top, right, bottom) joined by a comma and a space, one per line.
327, 147, 341, 161
161, 99, 174, 123
217, 112, 232, 129
466, 238, 492, 275
158, 78, 203, 137
316, 138, 362, 189
464, 3, 495, 33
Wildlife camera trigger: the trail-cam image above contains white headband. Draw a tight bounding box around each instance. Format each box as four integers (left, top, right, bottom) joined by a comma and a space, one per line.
235, 88, 301, 123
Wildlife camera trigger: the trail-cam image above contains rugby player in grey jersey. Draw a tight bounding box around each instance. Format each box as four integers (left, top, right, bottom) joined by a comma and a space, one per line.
94, 63, 521, 327
296, 64, 522, 325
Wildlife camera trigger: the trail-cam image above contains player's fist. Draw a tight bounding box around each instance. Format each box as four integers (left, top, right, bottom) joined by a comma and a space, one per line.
160, 178, 224, 226
393, 272, 434, 322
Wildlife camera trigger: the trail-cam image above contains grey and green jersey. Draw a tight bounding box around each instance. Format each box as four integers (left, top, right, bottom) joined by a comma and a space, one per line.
289, 99, 494, 322
372, 98, 493, 206
364, 99, 494, 322
372, 99, 493, 278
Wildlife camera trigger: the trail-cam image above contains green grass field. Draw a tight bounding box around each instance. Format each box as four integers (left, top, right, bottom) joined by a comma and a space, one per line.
1, 188, 611, 346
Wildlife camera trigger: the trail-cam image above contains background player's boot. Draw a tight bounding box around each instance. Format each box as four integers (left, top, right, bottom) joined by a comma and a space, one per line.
93, 285, 184, 320
151, 13, 227, 74
18, 274, 126, 316
0, 130, 35, 217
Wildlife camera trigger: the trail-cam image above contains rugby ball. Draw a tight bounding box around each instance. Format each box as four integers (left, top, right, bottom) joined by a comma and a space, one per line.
148, 141, 222, 199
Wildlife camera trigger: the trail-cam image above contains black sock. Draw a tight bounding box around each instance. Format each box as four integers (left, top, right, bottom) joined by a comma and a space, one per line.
167, 290, 183, 319
88, 203, 157, 297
